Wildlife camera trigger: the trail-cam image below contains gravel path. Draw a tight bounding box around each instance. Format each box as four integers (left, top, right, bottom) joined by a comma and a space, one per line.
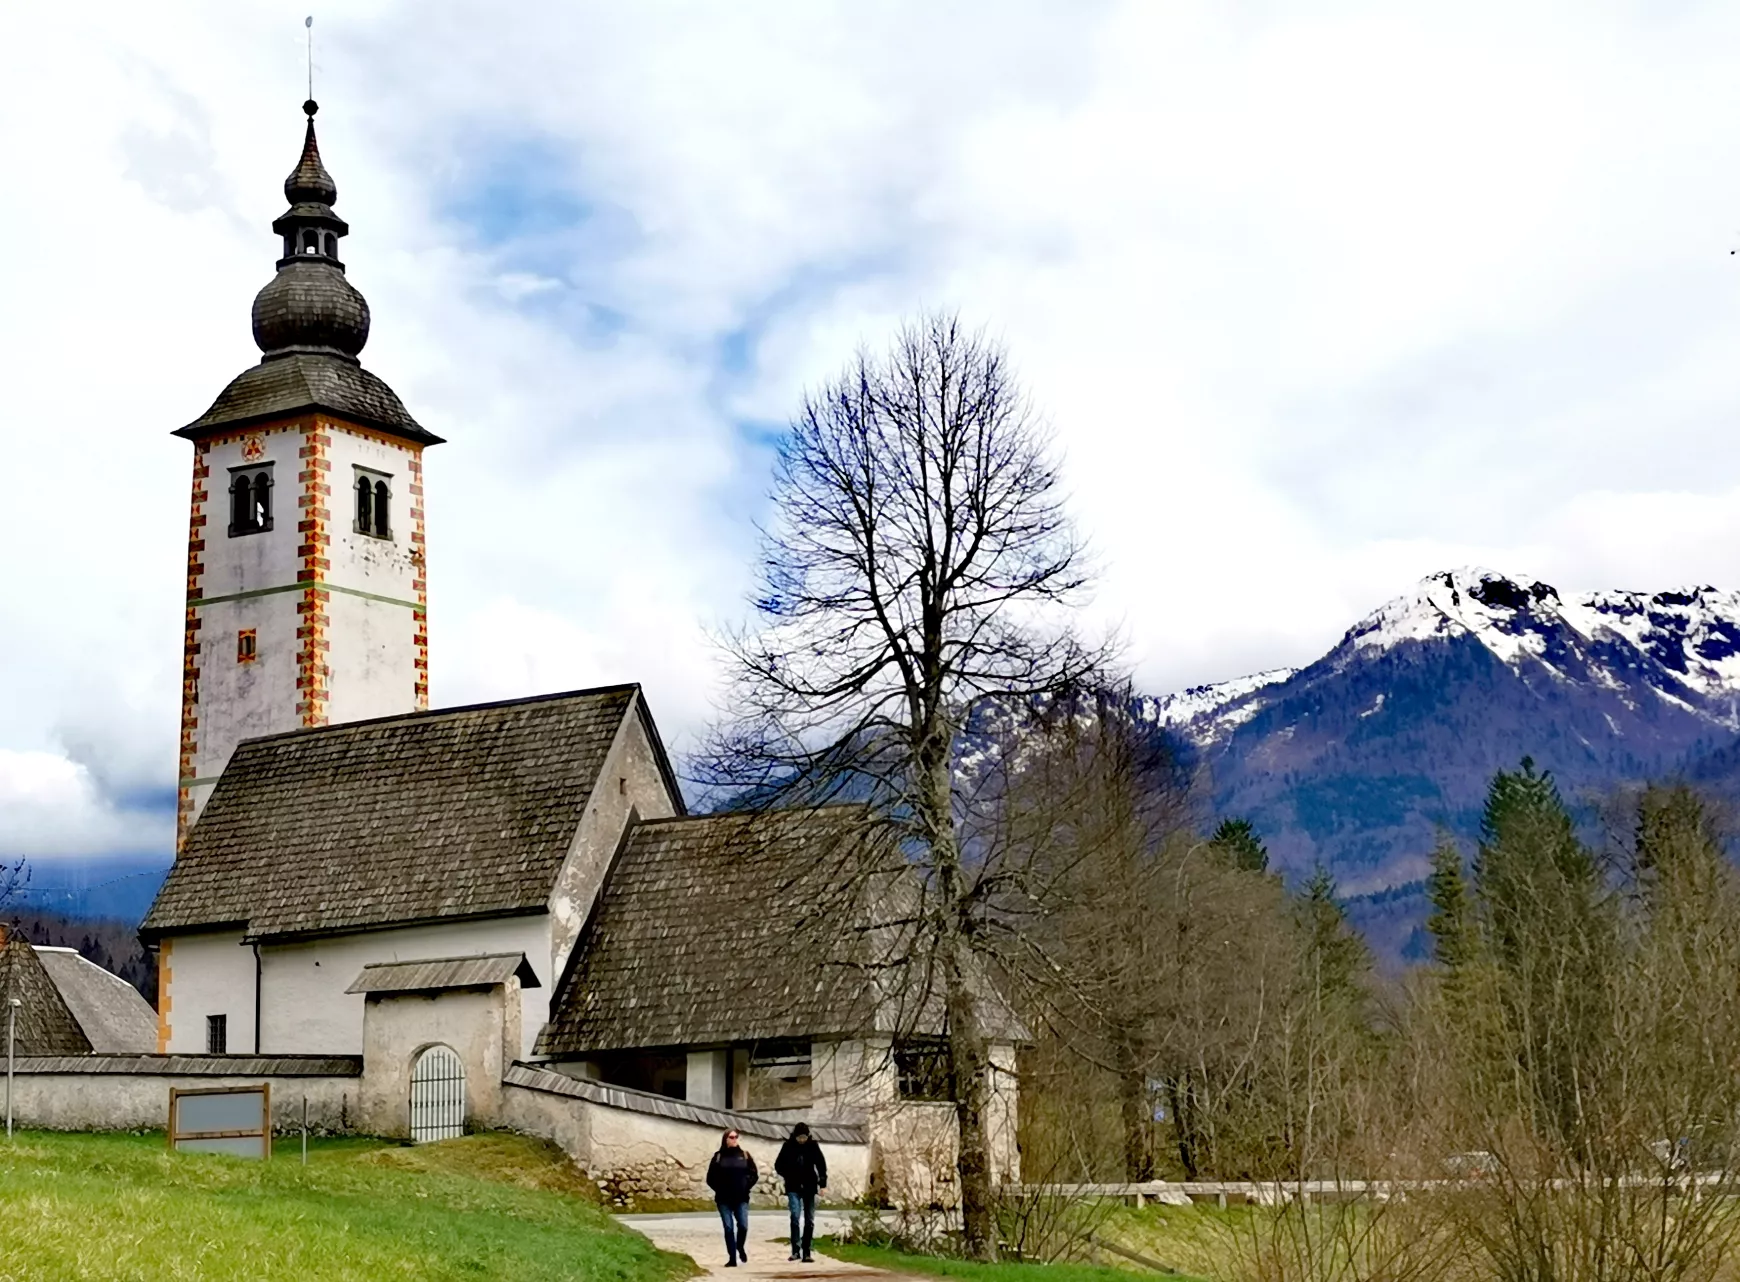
622, 1211, 896, 1282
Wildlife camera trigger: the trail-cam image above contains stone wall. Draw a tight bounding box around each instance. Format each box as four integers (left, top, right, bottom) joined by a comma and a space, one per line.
7, 1055, 362, 1133
501, 1065, 870, 1204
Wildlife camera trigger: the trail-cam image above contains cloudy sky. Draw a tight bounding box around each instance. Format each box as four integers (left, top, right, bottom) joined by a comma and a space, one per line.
6, 1, 1740, 876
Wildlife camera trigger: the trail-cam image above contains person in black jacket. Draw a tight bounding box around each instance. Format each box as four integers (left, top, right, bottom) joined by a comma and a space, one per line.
774, 1122, 828, 1262
706, 1128, 759, 1267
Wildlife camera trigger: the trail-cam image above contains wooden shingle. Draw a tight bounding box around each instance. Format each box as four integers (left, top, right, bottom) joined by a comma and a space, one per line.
142, 685, 673, 941
0, 933, 93, 1057
538, 807, 913, 1055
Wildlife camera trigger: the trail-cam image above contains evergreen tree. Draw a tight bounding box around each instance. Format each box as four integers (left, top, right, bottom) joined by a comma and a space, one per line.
1634, 783, 1718, 887
1425, 838, 1476, 972
1207, 817, 1269, 873
1294, 866, 1372, 1010
1470, 757, 1613, 1153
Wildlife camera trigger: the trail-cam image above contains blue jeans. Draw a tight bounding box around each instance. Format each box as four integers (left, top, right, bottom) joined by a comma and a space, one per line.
718, 1200, 750, 1261
788, 1190, 817, 1257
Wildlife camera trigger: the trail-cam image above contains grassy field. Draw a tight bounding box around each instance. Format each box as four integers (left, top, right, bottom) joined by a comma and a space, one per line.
0, 1130, 695, 1282
819, 1235, 1210, 1282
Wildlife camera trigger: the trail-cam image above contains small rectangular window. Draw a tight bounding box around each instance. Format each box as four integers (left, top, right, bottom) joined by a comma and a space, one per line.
206, 1014, 228, 1055
237, 630, 257, 664
896, 1045, 953, 1101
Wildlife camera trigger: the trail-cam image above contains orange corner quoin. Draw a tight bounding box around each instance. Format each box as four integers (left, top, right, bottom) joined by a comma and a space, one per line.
169, 96, 443, 844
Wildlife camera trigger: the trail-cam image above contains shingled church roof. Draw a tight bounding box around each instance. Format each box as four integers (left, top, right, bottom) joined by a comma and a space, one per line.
0, 933, 93, 1057
535, 806, 1017, 1056
142, 685, 681, 943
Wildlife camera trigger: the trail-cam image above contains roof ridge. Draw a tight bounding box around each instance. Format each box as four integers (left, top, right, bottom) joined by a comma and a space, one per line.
634, 803, 871, 829
235, 682, 643, 748
356, 950, 528, 969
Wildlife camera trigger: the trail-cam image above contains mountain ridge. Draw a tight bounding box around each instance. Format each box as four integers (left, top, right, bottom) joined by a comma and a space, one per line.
1150, 567, 1740, 894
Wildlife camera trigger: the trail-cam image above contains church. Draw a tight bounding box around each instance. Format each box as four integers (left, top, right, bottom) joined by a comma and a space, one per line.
117, 99, 1020, 1201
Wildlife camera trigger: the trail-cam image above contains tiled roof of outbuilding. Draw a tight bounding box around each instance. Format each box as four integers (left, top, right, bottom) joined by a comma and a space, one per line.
33, 947, 157, 1053
347, 952, 541, 995
142, 685, 678, 942
538, 807, 923, 1055
0, 934, 92, 1057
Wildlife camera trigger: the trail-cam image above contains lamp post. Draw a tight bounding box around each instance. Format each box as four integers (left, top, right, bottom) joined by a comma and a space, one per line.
5, 995, 19, 1139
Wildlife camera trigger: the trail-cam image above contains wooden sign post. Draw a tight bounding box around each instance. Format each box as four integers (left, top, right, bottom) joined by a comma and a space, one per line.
168, 1084, 272, 1159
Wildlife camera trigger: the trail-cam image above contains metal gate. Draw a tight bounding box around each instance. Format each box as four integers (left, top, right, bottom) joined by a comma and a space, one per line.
409, 1044, 465, 1143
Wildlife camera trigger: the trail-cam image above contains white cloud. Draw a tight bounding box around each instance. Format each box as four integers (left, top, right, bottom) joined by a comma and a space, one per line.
0, 751, 173, 861
6, 0, 1740, 864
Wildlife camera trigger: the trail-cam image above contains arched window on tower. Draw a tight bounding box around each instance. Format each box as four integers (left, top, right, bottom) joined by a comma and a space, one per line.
228, 465, 274, 537
301, 228, 320, 255
230, 474, 252, 534
354, 469, 393, 539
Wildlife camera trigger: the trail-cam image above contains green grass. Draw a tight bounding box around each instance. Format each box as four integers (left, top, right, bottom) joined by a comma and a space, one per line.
0, 1130, 696, 1282
818, 1236, 1208, 1282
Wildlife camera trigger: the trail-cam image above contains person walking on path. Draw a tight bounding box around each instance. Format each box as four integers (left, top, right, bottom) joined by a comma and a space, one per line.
707, 1128, 759, 1267
775, 1122, 829, 1262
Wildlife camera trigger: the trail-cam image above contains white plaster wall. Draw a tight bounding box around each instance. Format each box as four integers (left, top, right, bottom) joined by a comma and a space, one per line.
873, 1102, 961, 1207
547, 703, 681, 981
987, 1042, 1020, 1184
359, 987, 508, 1136
193, 591, 300, 789
9, 1071, 359, 1132
184, 422, 425, 829
813, 1037, 1021, 1196
188, 425, 306, 815
197, 427, 304, 600
325, 425, 421, 603
258, 914, 553, 1058
323, 591, 419, 725
499, 1085, 871, 1203
687, 1050, 728, 1108
811, 1038, 898, 1124
161, 932, 259, 1055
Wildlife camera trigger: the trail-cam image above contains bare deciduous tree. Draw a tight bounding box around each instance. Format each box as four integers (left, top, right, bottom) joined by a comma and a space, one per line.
0, 856, 25, 917
703, 313, 1108, 1258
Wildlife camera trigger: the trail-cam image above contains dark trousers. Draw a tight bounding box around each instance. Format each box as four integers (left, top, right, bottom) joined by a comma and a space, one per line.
788, 1190, 817, 1256
718, 1200, 750, 1261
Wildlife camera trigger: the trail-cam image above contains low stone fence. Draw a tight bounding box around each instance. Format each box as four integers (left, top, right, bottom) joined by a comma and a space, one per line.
501, 1063, 870, 1204
7, 1054, 363, 1133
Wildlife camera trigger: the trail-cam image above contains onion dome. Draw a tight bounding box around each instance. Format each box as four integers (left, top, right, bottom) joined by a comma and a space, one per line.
174, 100, 441, 446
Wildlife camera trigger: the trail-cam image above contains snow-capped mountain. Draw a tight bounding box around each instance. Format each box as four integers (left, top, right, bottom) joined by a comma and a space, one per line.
1157, 569, 1740, 753
1146, 569, 1740, 910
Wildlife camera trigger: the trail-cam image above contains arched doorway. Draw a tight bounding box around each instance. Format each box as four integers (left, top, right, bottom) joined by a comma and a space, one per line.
409, 1044, 465, 1143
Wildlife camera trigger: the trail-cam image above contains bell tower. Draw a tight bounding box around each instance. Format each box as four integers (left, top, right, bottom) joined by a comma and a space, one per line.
174, 100, 443, 845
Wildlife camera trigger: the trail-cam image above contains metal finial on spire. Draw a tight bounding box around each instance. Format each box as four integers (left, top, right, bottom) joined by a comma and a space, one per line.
305, 17, 315, 106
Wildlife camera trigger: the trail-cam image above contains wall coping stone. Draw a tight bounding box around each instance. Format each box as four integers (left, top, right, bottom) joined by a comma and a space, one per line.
505, 1063, 865, 1144
12, 1054, 362, 1077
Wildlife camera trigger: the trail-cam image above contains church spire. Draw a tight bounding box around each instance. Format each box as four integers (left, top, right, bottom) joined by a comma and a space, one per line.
271, 99, 349, 269
255, 98, 369, 359
285, 100, 339, 208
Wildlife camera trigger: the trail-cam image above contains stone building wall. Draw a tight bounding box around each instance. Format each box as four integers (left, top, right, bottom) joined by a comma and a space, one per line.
7, 1057, 361, 1133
